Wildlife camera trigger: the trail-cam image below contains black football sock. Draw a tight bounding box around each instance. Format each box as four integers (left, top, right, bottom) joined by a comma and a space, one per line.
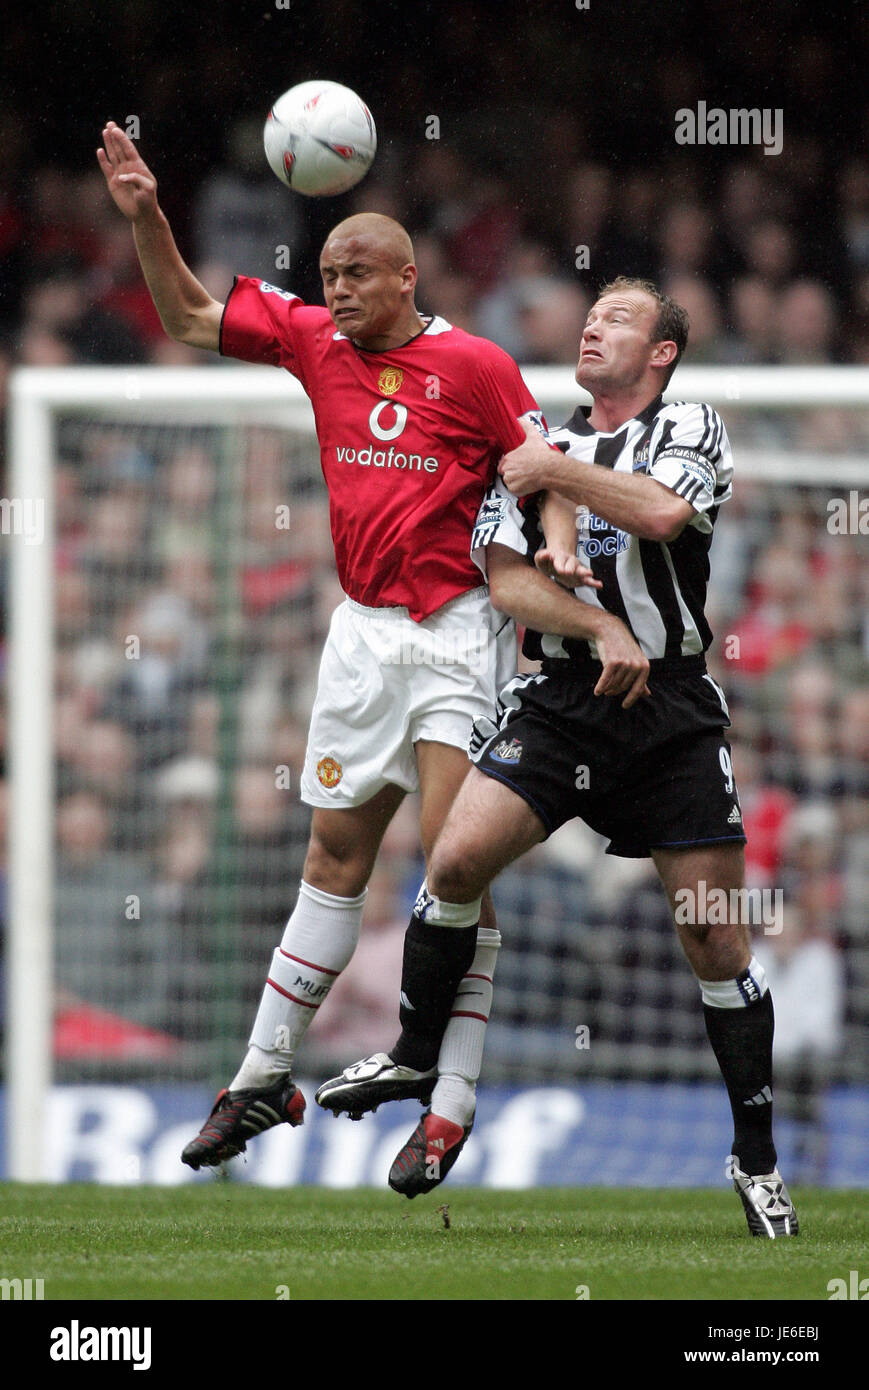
389, 917, 479, 1073
704, 988, 777, 1175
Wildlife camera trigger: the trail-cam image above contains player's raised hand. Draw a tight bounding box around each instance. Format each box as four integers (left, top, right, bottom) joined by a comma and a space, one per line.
534, 547, 602, 591
96, 121, 159, 222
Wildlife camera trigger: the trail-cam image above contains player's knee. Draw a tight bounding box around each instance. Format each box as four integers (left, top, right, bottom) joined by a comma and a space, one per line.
681, 918, 744, 954
680, 917, 751, 978
428, 844, 483, 904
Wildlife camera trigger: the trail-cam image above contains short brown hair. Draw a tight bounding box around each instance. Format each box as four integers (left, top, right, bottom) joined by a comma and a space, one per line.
596, 276, 689, 386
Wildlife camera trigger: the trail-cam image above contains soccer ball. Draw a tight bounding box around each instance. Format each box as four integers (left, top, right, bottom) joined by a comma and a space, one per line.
263, 81, 377, 197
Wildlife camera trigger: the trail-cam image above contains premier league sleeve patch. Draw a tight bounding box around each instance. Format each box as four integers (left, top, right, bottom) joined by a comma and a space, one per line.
257, 281, 300, 302
470, 480, 528, 574
521, 409, 547, 437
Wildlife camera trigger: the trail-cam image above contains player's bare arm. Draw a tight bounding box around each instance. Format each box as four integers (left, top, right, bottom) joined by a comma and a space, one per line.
500, 418, 694, 543
535, 490, 592, 587
97, 122, 223, 351
487, 543, 650, 708
520, 426, 604, 587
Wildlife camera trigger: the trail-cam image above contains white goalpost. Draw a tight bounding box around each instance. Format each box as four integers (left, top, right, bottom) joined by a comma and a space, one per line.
6, 363, 869, 1180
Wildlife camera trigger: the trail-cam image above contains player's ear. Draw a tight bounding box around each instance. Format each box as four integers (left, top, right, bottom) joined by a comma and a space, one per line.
400, 263, 418, 294
652, 339, 678, 371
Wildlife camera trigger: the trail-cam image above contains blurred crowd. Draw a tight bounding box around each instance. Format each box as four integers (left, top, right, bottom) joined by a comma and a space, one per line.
0, 5, 867, 1172
0, 5, 868, 384
7, 140, 869, 382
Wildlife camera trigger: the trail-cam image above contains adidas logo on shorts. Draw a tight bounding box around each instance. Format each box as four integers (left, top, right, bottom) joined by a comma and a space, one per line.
727, 805, 742, 824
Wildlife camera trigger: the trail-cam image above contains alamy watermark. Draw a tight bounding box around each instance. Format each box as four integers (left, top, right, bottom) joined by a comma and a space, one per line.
827, 491, 868, 534
674, 881, 783, 934
675, 102, 783, 157
827, 1270, 869, 1299
0, 1276, 44, 1300
50, 1322, 151, 1370
380, 627, 491, 674
0, 497, 44, 545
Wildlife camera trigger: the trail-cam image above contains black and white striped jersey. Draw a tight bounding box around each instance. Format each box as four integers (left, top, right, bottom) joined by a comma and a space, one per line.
470, 393, 733, 664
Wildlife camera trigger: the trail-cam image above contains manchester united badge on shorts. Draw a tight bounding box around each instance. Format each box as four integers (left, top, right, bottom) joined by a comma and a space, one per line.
377, 367, 403, 396
316, 756, 343, 789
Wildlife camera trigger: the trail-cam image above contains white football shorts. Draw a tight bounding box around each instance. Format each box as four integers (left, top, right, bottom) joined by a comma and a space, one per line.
299, 586, 517, 808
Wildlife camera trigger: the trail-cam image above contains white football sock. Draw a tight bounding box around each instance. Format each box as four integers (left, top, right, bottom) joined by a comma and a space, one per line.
699, 955, 768, 1009
431, 926, 500, 1127
230, 880, 367, 1090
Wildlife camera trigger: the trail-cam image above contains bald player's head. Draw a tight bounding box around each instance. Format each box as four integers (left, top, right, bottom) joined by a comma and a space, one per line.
318, 213, 423, 349
321, 213, 415, 270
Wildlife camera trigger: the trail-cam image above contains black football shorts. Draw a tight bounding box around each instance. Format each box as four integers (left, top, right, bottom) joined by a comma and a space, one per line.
469, 655, 747, 858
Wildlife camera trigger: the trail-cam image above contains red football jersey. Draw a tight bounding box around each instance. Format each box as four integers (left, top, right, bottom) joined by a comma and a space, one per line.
220, 275, 539, 620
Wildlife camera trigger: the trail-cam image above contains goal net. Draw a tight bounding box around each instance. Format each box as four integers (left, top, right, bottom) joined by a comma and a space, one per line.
6, 363, 869, 1180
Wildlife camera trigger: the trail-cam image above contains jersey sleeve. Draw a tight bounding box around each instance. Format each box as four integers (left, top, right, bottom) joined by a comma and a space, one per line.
471, 342, 545, 452
219, 275, 309, 383
470, 476, 531, 577
649, 402, 733, 530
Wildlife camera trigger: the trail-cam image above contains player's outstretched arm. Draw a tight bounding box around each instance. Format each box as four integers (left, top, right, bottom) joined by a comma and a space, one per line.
96, 121, 223, 351
501, 418, 694, 543
487, 543, 650, 709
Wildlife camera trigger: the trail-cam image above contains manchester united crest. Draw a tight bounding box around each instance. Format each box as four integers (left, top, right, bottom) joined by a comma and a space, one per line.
377, 367, 403, 396
316, 756, 343, 789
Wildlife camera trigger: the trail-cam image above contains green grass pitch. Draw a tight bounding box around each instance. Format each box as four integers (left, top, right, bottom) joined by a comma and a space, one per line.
1, 1183, 864, 1301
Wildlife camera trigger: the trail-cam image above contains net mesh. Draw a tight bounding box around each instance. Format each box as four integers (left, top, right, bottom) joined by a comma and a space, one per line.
48, 394, 869, 1092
